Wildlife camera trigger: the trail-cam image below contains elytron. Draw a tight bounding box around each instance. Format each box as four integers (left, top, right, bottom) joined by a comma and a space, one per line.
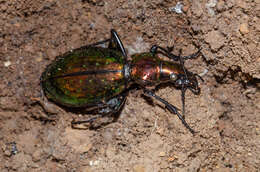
41, 29, 202, 134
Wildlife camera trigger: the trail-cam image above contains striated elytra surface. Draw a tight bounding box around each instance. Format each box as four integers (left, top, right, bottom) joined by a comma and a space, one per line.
41, 46, 126, 107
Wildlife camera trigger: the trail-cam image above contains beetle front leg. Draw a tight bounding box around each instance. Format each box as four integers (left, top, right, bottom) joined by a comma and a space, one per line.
87, 29, 127, 61
150, 45, 201, 61
85, 29, 127, 62
143, 88, 195, 134
88, 39, 111, 47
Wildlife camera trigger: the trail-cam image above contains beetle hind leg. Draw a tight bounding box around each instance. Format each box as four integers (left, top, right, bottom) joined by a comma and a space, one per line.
71, 94, 127, 129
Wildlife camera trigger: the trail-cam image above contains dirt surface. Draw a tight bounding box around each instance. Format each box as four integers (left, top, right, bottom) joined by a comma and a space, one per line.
0, 0, 259, 171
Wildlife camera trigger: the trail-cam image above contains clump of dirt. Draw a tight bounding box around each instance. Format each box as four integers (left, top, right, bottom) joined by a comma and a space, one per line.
0, 0, 259, 171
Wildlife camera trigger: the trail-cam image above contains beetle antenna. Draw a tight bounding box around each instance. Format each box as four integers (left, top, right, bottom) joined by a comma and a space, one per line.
178, 49, 188, 118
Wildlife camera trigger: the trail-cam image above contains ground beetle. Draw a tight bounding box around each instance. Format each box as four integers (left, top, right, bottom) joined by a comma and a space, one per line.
41, 29, 202, 134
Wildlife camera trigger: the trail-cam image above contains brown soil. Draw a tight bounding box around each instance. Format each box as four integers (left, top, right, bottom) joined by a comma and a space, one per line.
0, 0, 259, 171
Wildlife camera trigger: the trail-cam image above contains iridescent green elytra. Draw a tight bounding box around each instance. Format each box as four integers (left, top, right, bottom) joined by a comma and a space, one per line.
41, 46, 126, 108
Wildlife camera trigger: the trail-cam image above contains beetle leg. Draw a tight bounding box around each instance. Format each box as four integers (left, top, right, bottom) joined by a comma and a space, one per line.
71, 115, 101, 125
150, 45, 201, 61
83, 30, 127, 61
88, 39, 111, 47
143, 88, 195, 134
71, 108, 117, 127
85, 30, 127, 60
71, 93, 127, 127
109, 29, 128, 61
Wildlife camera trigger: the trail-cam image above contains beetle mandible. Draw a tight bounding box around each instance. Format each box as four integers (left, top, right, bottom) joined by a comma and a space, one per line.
41, 29, 202, 134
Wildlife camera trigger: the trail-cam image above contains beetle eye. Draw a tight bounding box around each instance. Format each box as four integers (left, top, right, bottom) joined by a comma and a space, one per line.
176, 79, 182, 86
170, 73, 177, 81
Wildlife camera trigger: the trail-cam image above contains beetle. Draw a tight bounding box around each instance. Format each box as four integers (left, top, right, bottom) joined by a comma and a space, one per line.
41, 29, 202, 134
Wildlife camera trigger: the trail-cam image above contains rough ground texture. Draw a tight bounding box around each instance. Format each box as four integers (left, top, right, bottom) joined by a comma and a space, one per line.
0, 0, 259, 171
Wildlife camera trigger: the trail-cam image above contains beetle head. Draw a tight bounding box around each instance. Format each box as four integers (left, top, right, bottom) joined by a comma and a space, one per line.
174, 72, 201, 95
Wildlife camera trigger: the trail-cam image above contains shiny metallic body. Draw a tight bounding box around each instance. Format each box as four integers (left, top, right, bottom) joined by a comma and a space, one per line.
41, 47, 126, 108
41, 29, 201, 134
130, 52, 189, 86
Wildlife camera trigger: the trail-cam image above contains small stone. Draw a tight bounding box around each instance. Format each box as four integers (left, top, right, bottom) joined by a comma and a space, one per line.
216, 0, 225, 12
168, 156, 176, 162
159, 151, 166, 157
239, 23, 249, 34
84, 143, 93, 152
4, 149, 12, 157
133, 164, 145, 172
64, 127, 93, 153
32, 149, 42, 162
169, 2, 183, 14
4, 61, 11, 67
89, 160, 100, 166
205, 30, 225, 51
206, 0, 218, 16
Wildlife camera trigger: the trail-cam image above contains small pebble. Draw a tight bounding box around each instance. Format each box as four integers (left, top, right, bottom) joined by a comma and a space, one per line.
4, 61, 11, 67
89, 160, 100, 166
32, 150, 42, 162
205, 30, 225, 51
159, 151, 166, 157
169, 2, 183, 14
239, 23, 249, 34
168, 156, 176, 162
133, 164, 145, 172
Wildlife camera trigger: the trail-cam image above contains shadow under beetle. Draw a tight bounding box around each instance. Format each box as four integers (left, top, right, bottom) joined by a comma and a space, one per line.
41, 29, 203, 134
